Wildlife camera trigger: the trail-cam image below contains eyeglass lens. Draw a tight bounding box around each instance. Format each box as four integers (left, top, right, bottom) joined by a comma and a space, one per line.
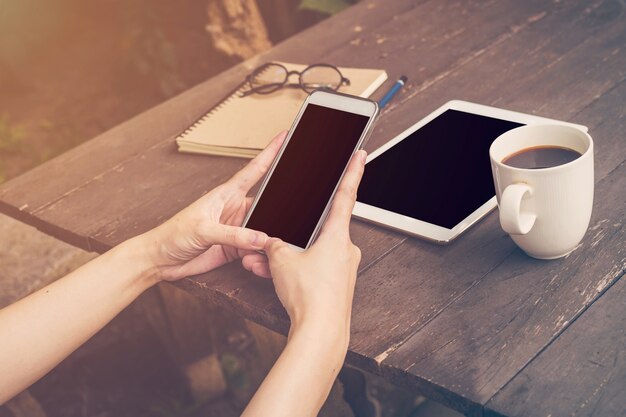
300, 65, 344, 93
248, 63, 344, 94
249, 64, 288, 94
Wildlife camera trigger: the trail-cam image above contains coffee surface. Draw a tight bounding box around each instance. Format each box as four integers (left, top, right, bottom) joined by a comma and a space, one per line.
503, 146, 581, 169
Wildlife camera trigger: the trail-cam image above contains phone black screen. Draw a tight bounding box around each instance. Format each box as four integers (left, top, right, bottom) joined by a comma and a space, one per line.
357, 110, 523, 229
246, 103, 370, 248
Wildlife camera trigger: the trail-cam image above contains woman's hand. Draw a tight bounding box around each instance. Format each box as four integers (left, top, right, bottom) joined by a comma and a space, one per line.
139, 131, 287, 282
262, 149, 366, 340
241, 150, 367, 417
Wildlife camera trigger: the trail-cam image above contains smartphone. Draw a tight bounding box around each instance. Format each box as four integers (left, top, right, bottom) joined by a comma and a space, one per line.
242, 90, 379, 250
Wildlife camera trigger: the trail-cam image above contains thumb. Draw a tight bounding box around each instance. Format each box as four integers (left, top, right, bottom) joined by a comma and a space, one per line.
202, 223, 268, 250
264, 237, 292, 259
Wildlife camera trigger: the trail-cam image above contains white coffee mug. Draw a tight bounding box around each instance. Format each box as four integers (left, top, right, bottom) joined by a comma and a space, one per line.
489, 124, 594, 259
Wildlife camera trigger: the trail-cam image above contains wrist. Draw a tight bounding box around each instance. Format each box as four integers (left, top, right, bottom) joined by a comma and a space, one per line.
113, 234, 164, 288
289, 314, 350, 357
287, 318, 349, 381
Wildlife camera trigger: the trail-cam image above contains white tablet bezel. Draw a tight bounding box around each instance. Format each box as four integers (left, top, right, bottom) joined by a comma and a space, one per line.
353, 100, 588, 244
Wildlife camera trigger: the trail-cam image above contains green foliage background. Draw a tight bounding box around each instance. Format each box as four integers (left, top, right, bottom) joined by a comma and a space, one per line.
299, 0, 359, 15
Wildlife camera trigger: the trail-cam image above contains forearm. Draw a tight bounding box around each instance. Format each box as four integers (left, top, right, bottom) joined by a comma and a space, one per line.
242, 320, 349, 417
0, 236, 158, 404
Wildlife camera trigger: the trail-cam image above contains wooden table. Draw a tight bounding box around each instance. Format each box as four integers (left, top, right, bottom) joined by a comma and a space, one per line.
1, 0, 624, 415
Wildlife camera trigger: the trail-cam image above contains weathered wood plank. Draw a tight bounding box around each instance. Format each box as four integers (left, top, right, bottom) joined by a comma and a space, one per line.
325, 0, 555, 153
0, 0, 420, 228
5, 0, 555, 255
348, 1, 626, 413
381, 161, 626, 416
0, 0, 553, 251
173, 4, 626, 409
485, 273, 626, 417
0, 0, 550, 255
0, 0, 570, 351
0, 1, 624, 415
0, 75, 244, 231
571, 80, 626, 180
369, 0, 626, 153
347, 0, 626, 369
0, 0, 424, 262
373, 40, 626, 409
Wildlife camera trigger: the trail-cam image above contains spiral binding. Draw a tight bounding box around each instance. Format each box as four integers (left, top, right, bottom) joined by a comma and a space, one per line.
177, 83, 248, 140
177, 65, 275, 140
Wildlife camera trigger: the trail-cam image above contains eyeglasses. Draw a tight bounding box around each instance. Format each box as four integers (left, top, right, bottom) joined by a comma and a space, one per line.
240, 62, 351, 97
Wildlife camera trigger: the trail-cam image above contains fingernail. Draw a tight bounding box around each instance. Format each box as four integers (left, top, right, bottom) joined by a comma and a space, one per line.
360, 150, 367, 164
250, 231, 268, 248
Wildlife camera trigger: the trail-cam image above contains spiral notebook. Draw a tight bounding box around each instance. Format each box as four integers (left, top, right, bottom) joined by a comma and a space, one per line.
176, 62, 387, 158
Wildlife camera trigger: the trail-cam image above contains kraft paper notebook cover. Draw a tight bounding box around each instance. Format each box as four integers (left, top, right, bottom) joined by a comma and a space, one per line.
176, 62, 388, 158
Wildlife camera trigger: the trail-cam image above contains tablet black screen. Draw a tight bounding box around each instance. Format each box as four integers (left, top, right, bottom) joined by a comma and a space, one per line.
357, 110, 523, 229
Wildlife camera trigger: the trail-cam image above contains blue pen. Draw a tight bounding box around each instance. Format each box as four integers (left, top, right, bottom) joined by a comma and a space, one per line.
378, 75, 407, 109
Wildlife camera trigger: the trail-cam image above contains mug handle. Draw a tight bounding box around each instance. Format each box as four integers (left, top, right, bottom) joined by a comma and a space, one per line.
499, 183, 536, 235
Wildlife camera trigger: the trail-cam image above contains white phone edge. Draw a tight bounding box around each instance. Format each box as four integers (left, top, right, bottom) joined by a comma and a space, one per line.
242, 89, 379, 252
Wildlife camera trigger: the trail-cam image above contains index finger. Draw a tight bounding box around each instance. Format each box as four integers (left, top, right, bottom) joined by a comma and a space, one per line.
229, 130, 288, 193
319, 150, 367, 237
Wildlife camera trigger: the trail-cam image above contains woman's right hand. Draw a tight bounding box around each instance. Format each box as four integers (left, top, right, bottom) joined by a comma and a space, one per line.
256, 149, 367, 342
241, 150, 367, 417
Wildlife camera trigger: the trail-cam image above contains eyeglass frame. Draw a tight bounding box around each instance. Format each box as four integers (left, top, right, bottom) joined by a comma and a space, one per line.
240, 62, 351, 97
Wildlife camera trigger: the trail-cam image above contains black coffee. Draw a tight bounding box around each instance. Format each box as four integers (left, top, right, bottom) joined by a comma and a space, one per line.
503, 146, 581, 169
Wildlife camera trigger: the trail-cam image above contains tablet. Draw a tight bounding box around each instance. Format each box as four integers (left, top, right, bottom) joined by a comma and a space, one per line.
353, 100, 588, 244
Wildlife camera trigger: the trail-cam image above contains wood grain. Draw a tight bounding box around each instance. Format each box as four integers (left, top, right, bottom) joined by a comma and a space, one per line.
0, 0, 423, 257
1, 1, 625, 416
0, 0, 420, 224
2, 0, 581, 371
381, 159, 625, 416
349, 0, 626, 373
485, 273, 626, 417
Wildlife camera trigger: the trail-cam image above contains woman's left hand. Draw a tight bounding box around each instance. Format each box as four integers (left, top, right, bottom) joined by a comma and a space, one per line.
139, 131, 286, 281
